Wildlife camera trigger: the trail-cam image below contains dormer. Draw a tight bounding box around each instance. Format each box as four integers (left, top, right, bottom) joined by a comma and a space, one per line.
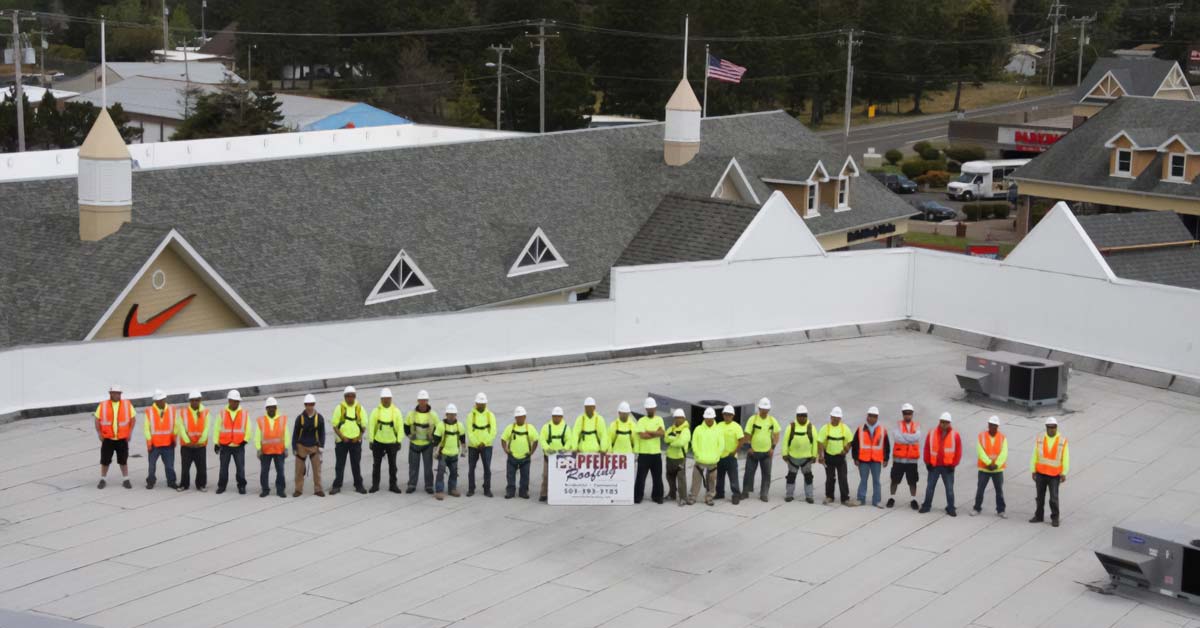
1152, 63, 1197, 101
1083, 71, 1127, 102
1156, 135, 1198, 183
1104, 131, 1154, 178
762, 160, 830, 218
833, 156, 860, 212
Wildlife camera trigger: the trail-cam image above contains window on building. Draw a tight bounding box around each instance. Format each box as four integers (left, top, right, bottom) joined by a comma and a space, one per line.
806, 183, 818, 216
365, 250, 435, 305
1115, 149, 1132, 175
509, 228, 568, 277
1169, 154, 1187, 180
837, 181, 848, 209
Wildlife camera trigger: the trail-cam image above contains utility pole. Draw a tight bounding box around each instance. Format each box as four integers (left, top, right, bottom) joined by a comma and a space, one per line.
9, 10, 26, 152
248, 44, 255, 85
31, 27, 47, 87
161, 1, 169, 62
101, 16, 107, 107
524, 19, 557, 134
1046, 0, 1067, 87
1166, 3, 1182, 37
201, 0, 207, 41
488, 44, 511, 130
839, 28, 860, 157
1073, 15, 1095, 86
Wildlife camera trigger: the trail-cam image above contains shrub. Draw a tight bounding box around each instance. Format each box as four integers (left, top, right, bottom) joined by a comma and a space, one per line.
915, 170, 951, 189
900, 158, 947, 179
944, 144, 986, 163
913, 140, 933, 155
989, 203, 1012, 219
963, 203, 984, 221
946, 160, 961, 173
884, 148, 903, 165
919, 146, 942, 161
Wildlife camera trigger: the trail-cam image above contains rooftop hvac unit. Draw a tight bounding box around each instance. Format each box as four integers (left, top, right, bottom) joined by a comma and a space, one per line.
955, 350, 1067, 408
1094, 523, 1200, 605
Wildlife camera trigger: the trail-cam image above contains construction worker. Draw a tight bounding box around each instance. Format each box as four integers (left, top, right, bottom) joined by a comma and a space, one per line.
466, 392, 497, 498
919, 412, 962, 516
405, 390, 438, 494
664, 408, 691, 506
292, 394, 326, 497
254, 397, 289, 498
573, 397, 608, 454
971, 415, 1007, 518
540, 406, 575, 502
852, 407, 891, 508
783, 405, 817, 504
715, 405, 744, 504
501, 407, 538, 499
609, 402, 638, 454
634, 397, 666, 505
177, 391, 209, 492
1030, 417, 1069, 527
94, 384, 135, 489
214, 390, 249, 495
434, 404, 465, 500
331, 386, 368, 495
887, 403, 921, 510
143, 390, 178, 490
742, 398, 780, 503
818, 407, 854, 505
688, 407, 723, 506
368, 388, 403, 494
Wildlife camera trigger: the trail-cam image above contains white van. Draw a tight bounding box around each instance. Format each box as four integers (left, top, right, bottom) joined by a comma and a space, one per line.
946, 159, 1030, 201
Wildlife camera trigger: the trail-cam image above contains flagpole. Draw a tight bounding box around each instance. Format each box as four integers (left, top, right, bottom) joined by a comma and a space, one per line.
703, 44, 709, 118
682, 14, 688, 79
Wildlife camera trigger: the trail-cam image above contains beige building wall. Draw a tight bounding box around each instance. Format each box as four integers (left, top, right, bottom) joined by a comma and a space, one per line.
492, 290, 574, 308
1017, 180, 1200, 216
714, 175, 747, 203
93, 245, 249, 339
1156, 88, 1194, 101
769, 182, 814, 216
818, 219, 909, 251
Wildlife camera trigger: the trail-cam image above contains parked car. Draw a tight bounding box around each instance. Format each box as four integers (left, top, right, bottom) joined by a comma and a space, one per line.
913, 200, 958, 222
873, 172, 919, 194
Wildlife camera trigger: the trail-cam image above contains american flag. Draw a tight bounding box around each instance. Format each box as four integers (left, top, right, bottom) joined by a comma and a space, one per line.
707, 54, 747, 84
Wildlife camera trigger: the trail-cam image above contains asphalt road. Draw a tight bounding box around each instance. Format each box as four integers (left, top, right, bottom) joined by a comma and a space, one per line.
817, 90, 1073, 156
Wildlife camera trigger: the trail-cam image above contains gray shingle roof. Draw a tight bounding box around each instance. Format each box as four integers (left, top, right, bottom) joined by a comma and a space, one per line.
1103, 247, 1200, 291
1073, 211, 1200, 290
1073, 57, 1179, 102
1011, 97, 1200, 200
1075, 211, 1194, 248
0, 110, 917, 348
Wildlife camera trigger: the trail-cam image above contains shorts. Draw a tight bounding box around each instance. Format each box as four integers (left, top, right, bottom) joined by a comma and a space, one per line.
890, 461, 918, 486
101, 439, 129, 465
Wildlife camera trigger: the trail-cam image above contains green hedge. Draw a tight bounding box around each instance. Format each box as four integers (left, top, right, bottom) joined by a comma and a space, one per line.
900, 158, 947, 179
962, 202, 1013, 222
915, 170, 951, 188
884, 149, 903, 165
944, 144, 986, 163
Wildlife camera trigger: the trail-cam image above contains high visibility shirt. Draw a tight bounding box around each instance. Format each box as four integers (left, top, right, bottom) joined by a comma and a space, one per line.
817, 423, 853, 456
214, 406, 248, 446
143, 403, 177, 447
405, 409, 439, 446
923, 428, 962, 468
467, 409, 497, 447
332, 402, 367, 441
1030, 433, 1069, 477
719, 421, 744, 458
634, 415, 665, 454
664, 423, 691, 460
177, 405, 210, 446
253, 413, 291, 454
977, 431, 1008, 472
540, 420, 576, 454
368, 405, 403, 445
435, 421, 465, 457
609, 418, 638, 454
95, 400, 134, 440
784, 421, 818, 459
690, 422, 724, 465
502, 423, 538, 460
573, 413, 608, 453
893, 420, 922, 461
745, 414, 781, 453
852, 423, 890, 464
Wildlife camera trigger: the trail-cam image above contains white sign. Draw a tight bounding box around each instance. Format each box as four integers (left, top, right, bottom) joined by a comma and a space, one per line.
548, 452, 635, 505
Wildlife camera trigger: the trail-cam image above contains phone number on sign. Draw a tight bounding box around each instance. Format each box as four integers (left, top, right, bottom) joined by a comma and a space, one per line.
561, 487, 620, 496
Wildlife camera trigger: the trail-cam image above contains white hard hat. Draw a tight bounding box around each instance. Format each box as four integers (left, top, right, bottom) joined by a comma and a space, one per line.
796, 405, 808, 415
514, 406, 526, 417
380, 388, 393, 398
703, 407, 716, 419
939, 412, 953, 423
722, 404, 735, 415
830, 406, 843, 418
227, 389, 241, 401
988, 415, 1001, 426
343, 386, 356, 395
303, 394, 317, 405
445, 403, 458, 414
584, 397, 596, 406
644, 397, 657, 409
867, 406, 879, 415
417, 390, 430, 400
475, 392, 488, 404
265, 397, 278, 408
901, 403, 914, 412
153, 389, 167, 401
758, 397, 771, 410
672, 408, 686, 418
188, 391, 202, 400
552, 406, 564, 416
109, 384, 122, 393
1045, 416, 1058, 426
618, 401, 631, 413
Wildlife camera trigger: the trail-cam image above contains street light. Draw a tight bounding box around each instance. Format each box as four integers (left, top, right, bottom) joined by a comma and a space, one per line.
485, 61, 540, 132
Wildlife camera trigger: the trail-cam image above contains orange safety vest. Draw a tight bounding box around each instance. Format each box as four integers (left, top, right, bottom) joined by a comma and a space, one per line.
257, 414, 287, 455
184, 407, 209, 444
857, 424, 887, 463
893, 420, 920, 460
1034, 434, 1066, 477
977, 432, 1006, 470
147, 404, 176, 447
98, 399, 135, 440
219, 407, 248, 445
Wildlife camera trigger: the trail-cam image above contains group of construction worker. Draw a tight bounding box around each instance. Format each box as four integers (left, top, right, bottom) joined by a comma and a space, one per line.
94, 386, 1071, 525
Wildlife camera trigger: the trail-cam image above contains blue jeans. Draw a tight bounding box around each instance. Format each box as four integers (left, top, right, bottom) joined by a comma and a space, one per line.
506, 455, 530, 497
147, 446, 177, 487
435, 455, 459, 493
973, 471, 1005, 513
468, 446, 493, 493
715, 455, 739, 498
260, 453, 286, 495
856, 460, 882, 506
921, 466, 956, 514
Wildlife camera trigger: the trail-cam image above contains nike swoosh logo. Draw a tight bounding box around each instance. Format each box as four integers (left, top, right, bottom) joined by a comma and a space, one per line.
122, 294, 196, 337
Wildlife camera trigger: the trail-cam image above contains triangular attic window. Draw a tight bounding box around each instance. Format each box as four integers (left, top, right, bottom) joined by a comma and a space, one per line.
509, 228, 568, 277
365, 249, 435, 305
